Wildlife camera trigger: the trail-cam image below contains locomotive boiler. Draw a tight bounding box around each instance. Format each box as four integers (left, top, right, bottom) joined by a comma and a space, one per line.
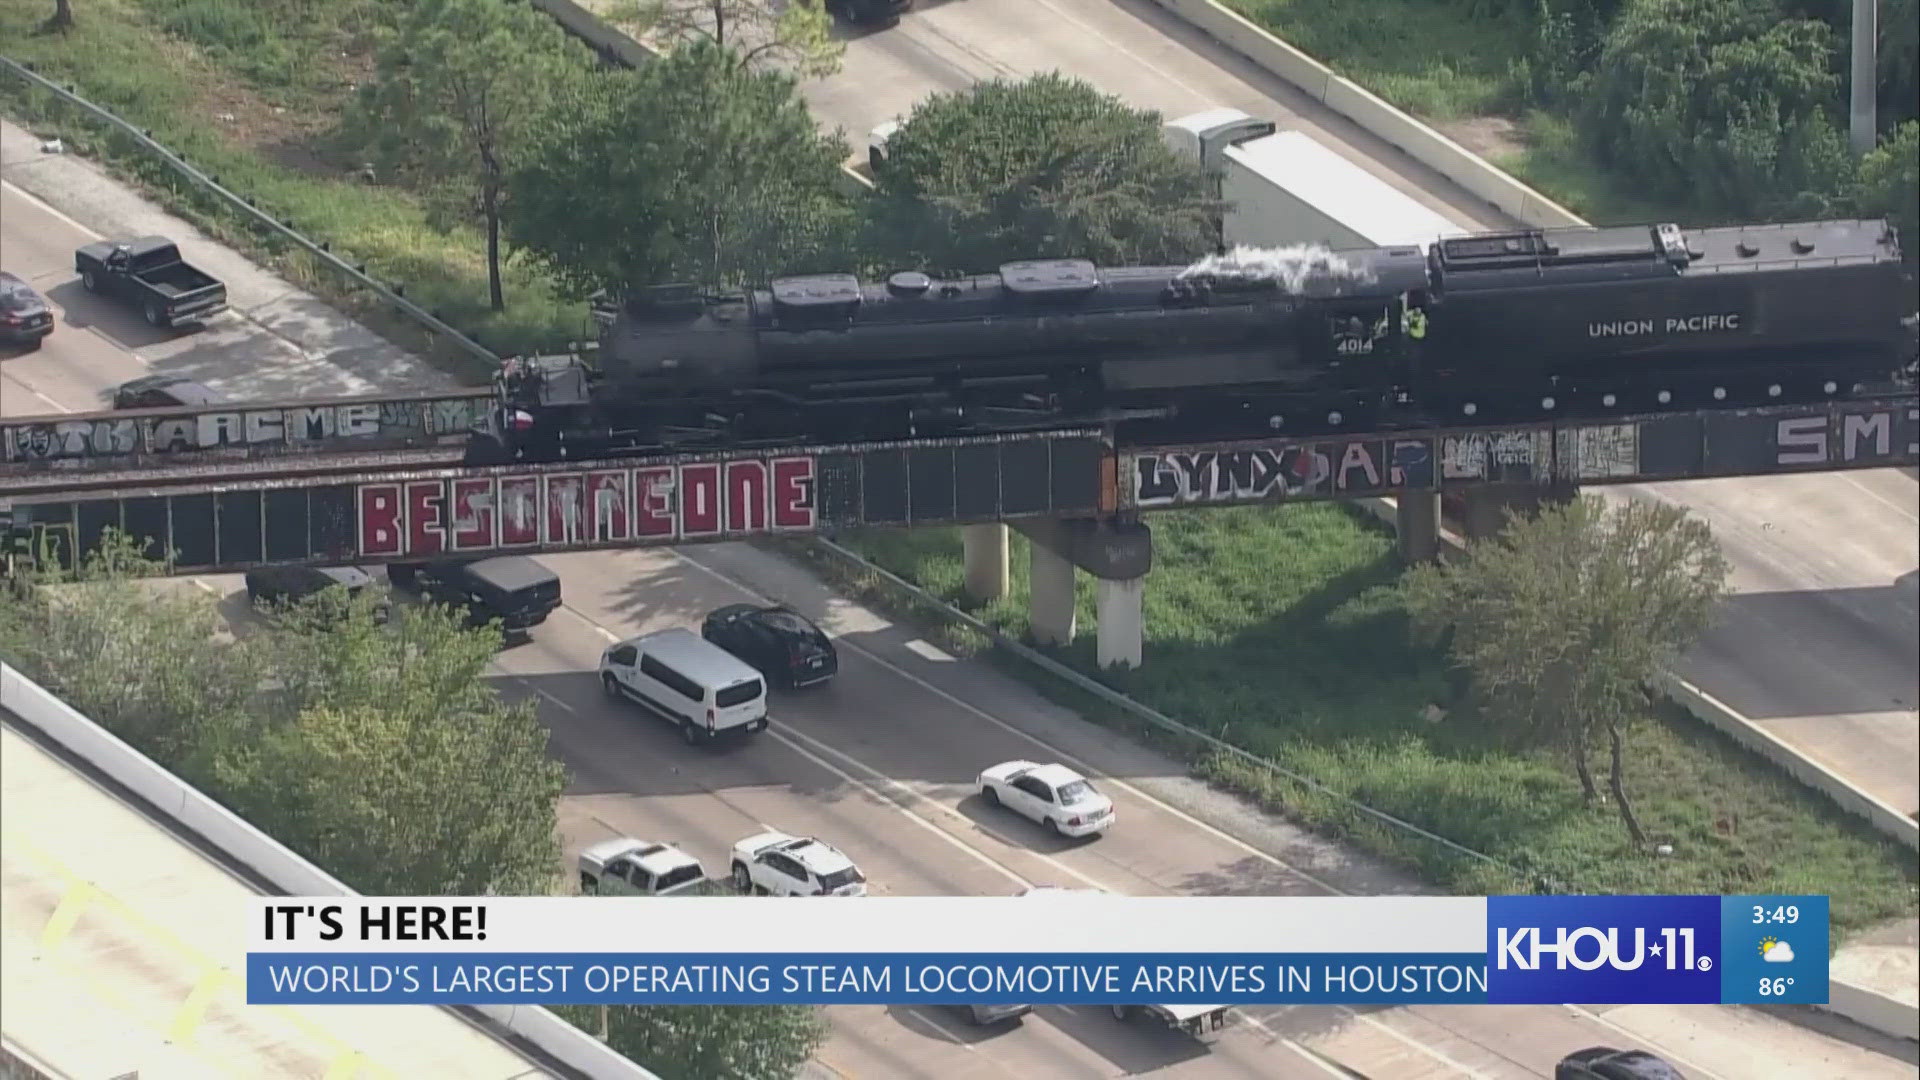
480, 218, 1915, 462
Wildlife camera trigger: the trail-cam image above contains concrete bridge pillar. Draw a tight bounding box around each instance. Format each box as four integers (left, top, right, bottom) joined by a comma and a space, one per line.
1458, 481, 1578, 541
1095, 576, 1145, 671
1395, 493, 1441, 563
1028, 531, 1078, 647
961, 523, 1009, 603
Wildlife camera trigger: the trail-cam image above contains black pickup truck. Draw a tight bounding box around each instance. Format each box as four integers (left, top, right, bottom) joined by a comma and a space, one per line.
827, 0, 911, 26
75, 236, 227, 329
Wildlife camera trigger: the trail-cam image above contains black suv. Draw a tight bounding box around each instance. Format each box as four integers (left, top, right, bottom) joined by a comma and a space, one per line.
1556, 1048, 1686, 1080
244, 565, 389, 622
701, 604, 838, 689
112, 373, 222, 410
389, 556, 561, 644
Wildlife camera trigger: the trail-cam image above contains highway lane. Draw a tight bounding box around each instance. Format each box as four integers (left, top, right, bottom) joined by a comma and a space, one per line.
794, 0, 1920, 812
11, 175, 1908, 1076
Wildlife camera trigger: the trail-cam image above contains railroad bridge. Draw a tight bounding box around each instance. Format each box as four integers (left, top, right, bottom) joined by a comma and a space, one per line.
4, 392, 1915, 668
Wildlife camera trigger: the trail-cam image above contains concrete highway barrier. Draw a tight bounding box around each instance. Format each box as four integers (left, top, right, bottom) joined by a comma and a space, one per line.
0, 661, 662, 1080
1141, 0, 1586, 228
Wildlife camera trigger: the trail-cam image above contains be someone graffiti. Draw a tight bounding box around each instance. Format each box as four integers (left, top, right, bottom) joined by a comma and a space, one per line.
357, 457, 817, 559
1130, 438, 1435, 508
1, 396, 492, 466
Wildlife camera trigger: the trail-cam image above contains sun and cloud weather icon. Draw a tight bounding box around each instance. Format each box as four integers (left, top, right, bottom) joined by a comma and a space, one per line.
1758, 937, 1796, 963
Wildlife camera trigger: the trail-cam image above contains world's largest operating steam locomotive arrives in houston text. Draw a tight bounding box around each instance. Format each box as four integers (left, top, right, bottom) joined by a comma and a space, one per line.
475, 218, 1918, 463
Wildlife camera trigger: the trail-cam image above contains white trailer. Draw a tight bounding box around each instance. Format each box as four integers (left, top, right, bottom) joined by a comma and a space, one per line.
1110, 1002, 1232, 1036
1164, 108, 1465, 252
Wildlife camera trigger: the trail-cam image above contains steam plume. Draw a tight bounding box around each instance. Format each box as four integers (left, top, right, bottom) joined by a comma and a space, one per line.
1176, 244, 1377, 291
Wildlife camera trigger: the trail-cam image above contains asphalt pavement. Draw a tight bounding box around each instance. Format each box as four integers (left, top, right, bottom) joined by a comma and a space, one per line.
3, 45, 1916, 1080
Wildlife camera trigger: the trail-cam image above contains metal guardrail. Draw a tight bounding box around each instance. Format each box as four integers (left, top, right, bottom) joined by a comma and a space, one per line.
0, 54, 501, 369
803, 536, 1558, 891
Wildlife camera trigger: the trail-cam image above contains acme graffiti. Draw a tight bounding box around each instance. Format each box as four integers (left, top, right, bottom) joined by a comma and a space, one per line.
357, 457, 818, 558
1130, 438, 1435, 508
1, 395, 493, 466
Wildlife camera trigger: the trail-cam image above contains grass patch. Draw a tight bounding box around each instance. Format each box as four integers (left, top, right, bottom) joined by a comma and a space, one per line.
1218, 0, 1528, 121
0, 0, 585, 376
1492, 111, 1692, 226
779, 507, 1918, 938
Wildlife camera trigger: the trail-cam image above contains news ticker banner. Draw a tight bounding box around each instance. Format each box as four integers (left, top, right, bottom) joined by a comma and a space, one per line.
247, 895, 1828, 1007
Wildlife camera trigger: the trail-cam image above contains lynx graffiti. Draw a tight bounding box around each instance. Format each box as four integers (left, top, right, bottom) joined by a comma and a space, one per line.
357, 456, 818, 559
1130, 437, 1435, 508
7, 418, 140, 461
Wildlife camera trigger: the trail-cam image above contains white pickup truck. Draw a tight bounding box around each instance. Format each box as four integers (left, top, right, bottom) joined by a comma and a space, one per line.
577, 837, 714, 897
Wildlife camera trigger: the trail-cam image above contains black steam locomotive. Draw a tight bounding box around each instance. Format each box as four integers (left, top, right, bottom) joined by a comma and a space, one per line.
477, 218, 1916, 462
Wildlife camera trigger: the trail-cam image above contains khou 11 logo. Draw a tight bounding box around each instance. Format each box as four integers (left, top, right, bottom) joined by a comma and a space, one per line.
1485, 896, 1723, 1005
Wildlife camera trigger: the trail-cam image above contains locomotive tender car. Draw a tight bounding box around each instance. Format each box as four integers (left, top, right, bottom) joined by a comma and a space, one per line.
478, 218, 1915, 462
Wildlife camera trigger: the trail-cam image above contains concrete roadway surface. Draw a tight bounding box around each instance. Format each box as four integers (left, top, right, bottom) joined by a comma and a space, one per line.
786, 0, 1920, 813
1, 113, 1912, 1080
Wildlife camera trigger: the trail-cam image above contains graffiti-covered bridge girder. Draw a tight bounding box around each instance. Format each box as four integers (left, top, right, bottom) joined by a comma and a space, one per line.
2, 396, 1913, 575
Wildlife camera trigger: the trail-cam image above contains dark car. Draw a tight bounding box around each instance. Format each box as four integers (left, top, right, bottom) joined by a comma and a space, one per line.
112, 373, 223, 411
0, 271, 54, 350
826, 0, 911, 26
389, 556, 561, 644
75, 235, 227, 329
1556, 1047, 1686, 1080
701, 604, 838, 689
244, 565, 389, 622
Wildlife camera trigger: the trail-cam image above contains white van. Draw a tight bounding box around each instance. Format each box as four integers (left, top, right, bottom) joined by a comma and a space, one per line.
600, 628, 769, 745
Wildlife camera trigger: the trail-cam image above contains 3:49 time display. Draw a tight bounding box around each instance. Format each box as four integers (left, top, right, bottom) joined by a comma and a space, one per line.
1751, 905, 1800, 925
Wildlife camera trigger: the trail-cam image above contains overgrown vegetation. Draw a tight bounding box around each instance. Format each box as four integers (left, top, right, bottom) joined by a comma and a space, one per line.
0, 531, 829, 1073
789, 504, 1917, 936
1220, 0, 1920, 229
0, 0, 589, 372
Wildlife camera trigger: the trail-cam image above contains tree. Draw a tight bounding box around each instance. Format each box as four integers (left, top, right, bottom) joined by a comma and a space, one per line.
1401, 497, 1730, 846
866, 74, 1221, 274
350, 0, 588, 311
0, 529, 566, 897
604, 0, 843, 78
1581, 0, 1854, 219
0, 531, 261, 777
557, 1003, 827, 1080
243, 597, 567, 896
1855, 120, 1919, 258
506, 40, 855, 296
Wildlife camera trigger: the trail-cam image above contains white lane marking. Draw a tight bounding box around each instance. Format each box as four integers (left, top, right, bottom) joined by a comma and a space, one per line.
190, 579, 219, 595
771, 720, 1110, 892
666, 550, 1742, 1080
1, 369, 71, 414
1840, 472, 1920, 524
518, 681, 577, 715
899, 1005, 974, 1050
1, 178, 106, 239
763, 724, 1032, 892
671, 549, 1345, 893
904, 639, 956, 662
546, 589, 1447, 1079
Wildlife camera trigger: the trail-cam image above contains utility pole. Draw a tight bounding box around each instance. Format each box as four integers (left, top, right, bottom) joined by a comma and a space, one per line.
1849, 0, 1877, 156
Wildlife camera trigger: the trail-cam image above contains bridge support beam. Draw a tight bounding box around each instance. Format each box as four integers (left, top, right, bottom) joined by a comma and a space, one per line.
961, 523, 1010, 603
1395, 492, 1441, 564
1095, 576, 1145, 671
1027, 525, 1078, 647
1013, 517, 1154, 666
1458, 481, 1578, 541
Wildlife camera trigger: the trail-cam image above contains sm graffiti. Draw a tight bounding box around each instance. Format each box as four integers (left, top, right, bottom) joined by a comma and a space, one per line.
357, 457, 817, 558
1773, 406, 1920, 466
1130, 438, 1435, 508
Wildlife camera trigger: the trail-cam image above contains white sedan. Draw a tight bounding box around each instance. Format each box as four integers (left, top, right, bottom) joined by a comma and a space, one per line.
977, 760, 1115, 838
